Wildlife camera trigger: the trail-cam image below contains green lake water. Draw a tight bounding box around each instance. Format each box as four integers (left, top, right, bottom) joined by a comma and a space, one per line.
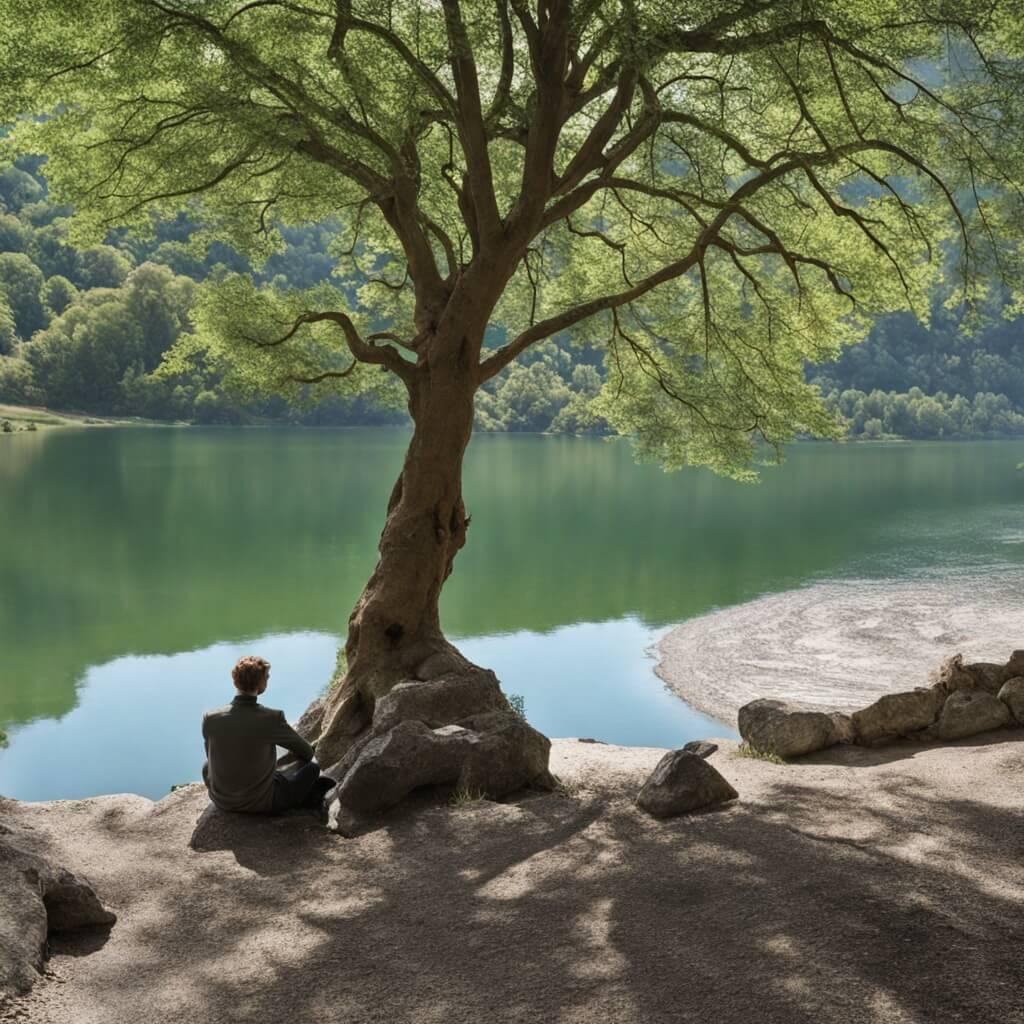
1, 428, 1022, 800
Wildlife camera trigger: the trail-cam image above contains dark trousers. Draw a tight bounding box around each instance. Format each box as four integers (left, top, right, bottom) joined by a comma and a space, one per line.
272, 761, 324, 813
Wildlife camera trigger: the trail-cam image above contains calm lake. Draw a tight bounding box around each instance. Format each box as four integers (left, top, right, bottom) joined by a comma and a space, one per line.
1, 428, 1022, 800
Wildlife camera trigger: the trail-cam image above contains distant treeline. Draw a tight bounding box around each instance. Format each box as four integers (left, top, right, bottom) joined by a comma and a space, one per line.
2, 155, 1024, 439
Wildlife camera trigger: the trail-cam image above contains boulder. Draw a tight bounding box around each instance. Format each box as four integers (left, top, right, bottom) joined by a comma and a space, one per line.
852, 687, 945, 745
0, 836, 115, 997
636, 750, 738, 818
828, 712, 857, 745
682, 740, 719, 759
370, 670, 508, 737
455, 710, 554, 794
997, 676, 1024, 725
935, 653, 1014, 695
936, 690, 1012, 741
963, 662, 1008, 695
737, 699, 840, 758
330, 713, 551, 818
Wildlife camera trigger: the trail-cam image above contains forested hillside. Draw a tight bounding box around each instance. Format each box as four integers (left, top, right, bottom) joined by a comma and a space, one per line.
1, 155, 1023, 438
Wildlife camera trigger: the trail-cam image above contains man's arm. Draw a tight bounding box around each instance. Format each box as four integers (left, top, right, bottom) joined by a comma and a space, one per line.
270, 711, 316, 762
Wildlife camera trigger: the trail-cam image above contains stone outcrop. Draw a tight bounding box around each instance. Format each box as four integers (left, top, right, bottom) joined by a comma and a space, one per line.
682, 740, 719, 759
997, 677, 1024, 725
935, 653, 1019, 695
936, 690, 1012, 741
328, 713, 552, 824
852, 688, 945, 746
315, 667, 552, 829
636, 750, 738, 818
0, 834, 116, 997
737, 699, 843, 759
738, 649, 1022, 759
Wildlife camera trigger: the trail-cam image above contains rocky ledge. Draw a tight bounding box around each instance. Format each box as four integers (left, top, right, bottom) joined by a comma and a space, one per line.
0, 819, 116, 1000
738, 649, 1024, 758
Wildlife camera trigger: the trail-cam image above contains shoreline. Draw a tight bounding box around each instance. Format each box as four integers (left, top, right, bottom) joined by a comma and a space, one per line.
655, 573, 1024, 725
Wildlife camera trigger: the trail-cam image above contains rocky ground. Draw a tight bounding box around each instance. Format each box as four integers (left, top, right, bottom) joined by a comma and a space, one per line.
2, 734, 1023, 1024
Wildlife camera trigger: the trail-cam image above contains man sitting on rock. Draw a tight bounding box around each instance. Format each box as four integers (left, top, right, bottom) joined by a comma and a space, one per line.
202, 655, 334, 814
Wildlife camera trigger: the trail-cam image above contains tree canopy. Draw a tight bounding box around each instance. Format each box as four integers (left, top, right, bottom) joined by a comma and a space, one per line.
4, 1, 1024, 471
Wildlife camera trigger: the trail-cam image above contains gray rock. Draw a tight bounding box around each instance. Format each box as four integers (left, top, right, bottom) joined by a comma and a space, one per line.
852, 687, 945, 745
934, 653, 977, 693
294, 696, 326, 743
936, 690, 1012, 741
997, 676, 1024, 725
325, 803, 376, 838
456, 711, 553, 794
636, 750, 738, 818
935, 653, 1012, 695
737, 699, 839, 758
828, 712, 857, 745
0, 836, 116, 997
963, 662, 1008, 695
332, 713, 551, 815
682, 740, 719, 759
371, 670, 508, 736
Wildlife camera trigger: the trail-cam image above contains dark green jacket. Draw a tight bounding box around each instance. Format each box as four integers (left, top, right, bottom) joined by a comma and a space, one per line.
202, 694, 315, 813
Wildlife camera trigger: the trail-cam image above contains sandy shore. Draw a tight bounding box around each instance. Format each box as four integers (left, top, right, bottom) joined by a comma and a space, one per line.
3, 734, 1023, 1024
656, 574, 1024, 725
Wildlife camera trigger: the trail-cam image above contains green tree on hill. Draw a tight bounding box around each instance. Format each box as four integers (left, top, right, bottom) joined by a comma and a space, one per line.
5, 1, 1024, 765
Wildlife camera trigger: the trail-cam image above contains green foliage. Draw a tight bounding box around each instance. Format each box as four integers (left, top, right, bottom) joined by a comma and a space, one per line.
735, 743, 786, 765
4, 3, 1024, 461
448, 784, 487, 808
0, 251, 46, 338
40, 273, 77, 315
825, 387, 1024, 439
505, 692, 526, 720
0, 296, 15, 355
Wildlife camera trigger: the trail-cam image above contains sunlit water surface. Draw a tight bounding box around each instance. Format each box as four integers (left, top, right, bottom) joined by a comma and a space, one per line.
1, 429, 1021, 799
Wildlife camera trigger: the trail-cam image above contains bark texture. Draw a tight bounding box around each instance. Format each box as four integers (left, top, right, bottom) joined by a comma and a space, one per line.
313, 326, 501, 771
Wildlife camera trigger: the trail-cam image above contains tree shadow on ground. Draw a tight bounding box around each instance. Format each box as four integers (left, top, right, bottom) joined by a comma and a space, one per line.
800, 726, 1024, 768
14, 739, 1024, 1024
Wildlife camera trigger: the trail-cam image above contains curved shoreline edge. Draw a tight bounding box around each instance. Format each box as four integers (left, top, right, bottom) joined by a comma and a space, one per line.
655, 573, 1024, 726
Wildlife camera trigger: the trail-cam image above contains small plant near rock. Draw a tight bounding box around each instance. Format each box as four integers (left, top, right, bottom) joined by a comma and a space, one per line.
25, 421, 37, 431
0, 728, 7, 748
553, 775, 583, 798
1, 419, 12, 433
449, 784, 487, 808
735, 743, 786, 765
169, 783, 189, 792
505, 692, 526, 719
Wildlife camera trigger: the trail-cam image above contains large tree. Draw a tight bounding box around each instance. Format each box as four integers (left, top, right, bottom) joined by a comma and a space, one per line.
4, 1, 1024, 769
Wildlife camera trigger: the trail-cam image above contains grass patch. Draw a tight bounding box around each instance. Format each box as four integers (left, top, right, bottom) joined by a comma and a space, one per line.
449, 784, 487, 808
735, 743, 787, 765
553, 775, 583, 798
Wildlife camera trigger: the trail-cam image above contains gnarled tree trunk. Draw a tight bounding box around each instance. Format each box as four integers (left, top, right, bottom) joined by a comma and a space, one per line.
312, 331, 486, 768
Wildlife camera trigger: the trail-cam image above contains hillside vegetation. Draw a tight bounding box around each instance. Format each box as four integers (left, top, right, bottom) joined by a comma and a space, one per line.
1, 157, 1023, 439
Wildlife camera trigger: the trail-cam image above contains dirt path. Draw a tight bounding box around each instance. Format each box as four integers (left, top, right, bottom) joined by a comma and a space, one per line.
3, 735, 1023, 1024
